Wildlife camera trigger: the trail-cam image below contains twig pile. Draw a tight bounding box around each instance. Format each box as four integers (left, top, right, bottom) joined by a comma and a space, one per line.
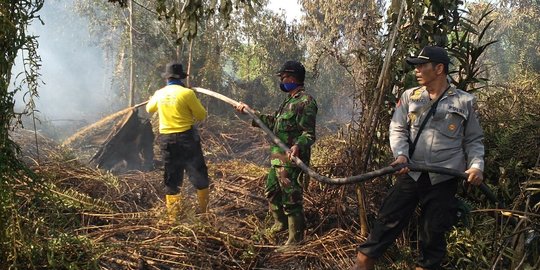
199, 117, 270, 165
74, 161, 366, 270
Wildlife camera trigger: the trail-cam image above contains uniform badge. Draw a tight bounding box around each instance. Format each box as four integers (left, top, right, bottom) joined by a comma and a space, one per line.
408, 112, 417, 123
410, 88, 423, 101
448, 124, 456, 131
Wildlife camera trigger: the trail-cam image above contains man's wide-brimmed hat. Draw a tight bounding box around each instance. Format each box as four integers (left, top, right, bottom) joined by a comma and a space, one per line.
406, 46, 450, 65
162, 62, 188, 79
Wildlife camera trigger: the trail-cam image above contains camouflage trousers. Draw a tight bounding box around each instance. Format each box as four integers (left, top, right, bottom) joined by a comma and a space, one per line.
265, 153, 304, 215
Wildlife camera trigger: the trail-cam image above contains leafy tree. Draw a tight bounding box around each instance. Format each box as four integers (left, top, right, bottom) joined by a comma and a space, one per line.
300, 0, 385, 167
74, 0, 304, 118
300, 0, 405, 236
1, 0, 43, 263
220, 6, 305, 112
0, 0, 69, 268
1, 2, 110, 268
467, 6, 540, 268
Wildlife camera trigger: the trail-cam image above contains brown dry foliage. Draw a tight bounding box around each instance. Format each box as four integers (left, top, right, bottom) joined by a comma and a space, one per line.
13, 115, 370, 270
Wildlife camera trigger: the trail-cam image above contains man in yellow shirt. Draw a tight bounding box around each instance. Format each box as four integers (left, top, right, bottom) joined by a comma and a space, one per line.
146, 62, 209, 219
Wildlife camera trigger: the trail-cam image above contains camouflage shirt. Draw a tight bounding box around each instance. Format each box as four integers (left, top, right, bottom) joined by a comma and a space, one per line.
254, 88, 318, 160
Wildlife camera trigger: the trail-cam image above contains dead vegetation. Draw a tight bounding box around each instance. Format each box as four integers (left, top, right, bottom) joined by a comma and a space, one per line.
12, 113, 371, 270
198, 116, 271, 165
13, 109, 537, 270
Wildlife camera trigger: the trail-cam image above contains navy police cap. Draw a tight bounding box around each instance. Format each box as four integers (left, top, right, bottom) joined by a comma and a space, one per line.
406, 46, 450, 65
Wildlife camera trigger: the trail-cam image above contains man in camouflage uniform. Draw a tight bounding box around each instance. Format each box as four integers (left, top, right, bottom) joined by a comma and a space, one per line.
352, 46, 485, 270
236, 61, 318, 248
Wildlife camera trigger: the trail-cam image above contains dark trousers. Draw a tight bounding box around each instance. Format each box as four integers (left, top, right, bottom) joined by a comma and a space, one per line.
159, 129, 209, 195
357, 173, 458, 269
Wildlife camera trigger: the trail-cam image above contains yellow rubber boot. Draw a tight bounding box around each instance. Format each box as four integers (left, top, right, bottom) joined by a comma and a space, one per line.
196, 188, 209, 213
165, 194, 182, 221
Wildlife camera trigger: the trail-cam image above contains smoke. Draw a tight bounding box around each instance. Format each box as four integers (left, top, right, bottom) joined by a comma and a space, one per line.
13, 0, 115, 139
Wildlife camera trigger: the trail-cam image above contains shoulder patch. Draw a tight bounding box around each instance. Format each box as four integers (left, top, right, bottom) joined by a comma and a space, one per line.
410, 87, 424, 101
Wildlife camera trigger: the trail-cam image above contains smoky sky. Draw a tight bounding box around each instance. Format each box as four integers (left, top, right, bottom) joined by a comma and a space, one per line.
13, 0, 114, 126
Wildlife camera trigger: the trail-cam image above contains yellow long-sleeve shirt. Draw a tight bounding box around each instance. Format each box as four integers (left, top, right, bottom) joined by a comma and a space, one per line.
146, 85, 207, 134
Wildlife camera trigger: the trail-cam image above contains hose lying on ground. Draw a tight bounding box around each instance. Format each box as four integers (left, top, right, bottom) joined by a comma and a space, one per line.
193, 87, 503, 207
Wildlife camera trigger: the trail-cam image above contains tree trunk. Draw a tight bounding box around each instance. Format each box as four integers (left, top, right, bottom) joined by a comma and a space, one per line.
356, 0, 406, 237
356, 185, 369, 237
128, 0, 135, 106
187, 38, 194, 87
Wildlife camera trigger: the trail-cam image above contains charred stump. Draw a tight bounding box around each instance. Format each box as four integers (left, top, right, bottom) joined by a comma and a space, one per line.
91, 108, 154, 173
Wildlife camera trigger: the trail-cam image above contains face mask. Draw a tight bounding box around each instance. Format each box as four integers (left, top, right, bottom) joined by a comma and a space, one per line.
280, 83, 299, 92
167, 79, 184, 86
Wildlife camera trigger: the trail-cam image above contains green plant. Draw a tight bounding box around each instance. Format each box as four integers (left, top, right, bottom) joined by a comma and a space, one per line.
447, 4, 498, 91
1, 0, 44, 267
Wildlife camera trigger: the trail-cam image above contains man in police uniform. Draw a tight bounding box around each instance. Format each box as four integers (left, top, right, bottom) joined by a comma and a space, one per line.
352, 46, 485, 270
146, 62, 210, 220
236, 61, 318, 249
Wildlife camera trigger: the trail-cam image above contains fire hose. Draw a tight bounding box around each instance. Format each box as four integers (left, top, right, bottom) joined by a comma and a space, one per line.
192, 87, 503, 207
